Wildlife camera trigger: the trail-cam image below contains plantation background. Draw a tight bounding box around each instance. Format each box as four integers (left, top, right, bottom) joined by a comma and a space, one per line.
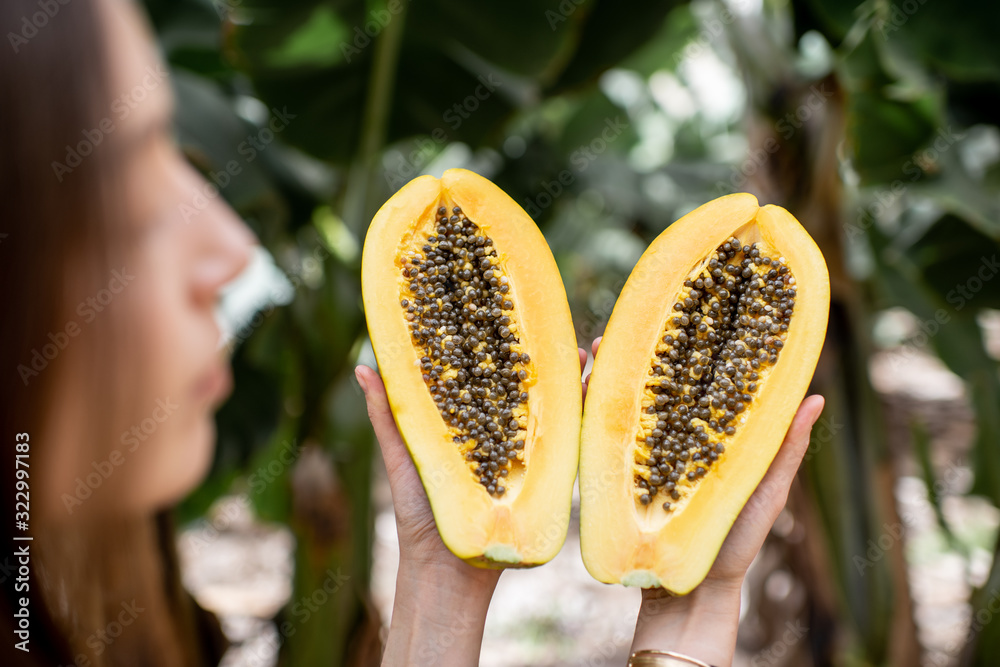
145, 0, 1000, 664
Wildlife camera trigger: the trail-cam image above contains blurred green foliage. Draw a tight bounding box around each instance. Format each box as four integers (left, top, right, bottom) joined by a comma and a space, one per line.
142, 0, 1000, 664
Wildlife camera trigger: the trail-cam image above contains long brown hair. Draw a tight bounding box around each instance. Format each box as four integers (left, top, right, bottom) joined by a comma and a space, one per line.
0, 1, 224, 664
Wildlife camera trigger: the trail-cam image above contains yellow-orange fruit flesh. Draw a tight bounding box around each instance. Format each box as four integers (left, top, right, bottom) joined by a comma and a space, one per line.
630, 236, 795, 512
363, 168, 581, 568
580, 194, 829, 593
398, 204, 532, 497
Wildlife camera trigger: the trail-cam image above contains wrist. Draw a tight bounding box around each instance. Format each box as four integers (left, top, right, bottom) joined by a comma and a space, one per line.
631, 579, 742, 667
382, 559, 499, 667
397, 555, 501, 601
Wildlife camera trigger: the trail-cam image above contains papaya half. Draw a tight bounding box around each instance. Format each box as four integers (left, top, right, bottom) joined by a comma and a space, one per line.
580, 193, 829, 593
362, 168, 581, 568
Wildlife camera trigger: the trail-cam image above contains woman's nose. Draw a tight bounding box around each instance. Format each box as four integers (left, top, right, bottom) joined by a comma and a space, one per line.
190, 194, 256, 305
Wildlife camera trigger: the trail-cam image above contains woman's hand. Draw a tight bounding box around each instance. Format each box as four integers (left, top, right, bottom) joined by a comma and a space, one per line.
356, 365, 495, 667
356, 347, 587, 666
584, 338, 825, 667
357, 365, 494, 580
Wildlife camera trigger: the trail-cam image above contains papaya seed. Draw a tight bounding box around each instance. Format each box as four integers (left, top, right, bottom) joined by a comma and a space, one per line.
633, 237, 795, 511
400, 205, 531, 497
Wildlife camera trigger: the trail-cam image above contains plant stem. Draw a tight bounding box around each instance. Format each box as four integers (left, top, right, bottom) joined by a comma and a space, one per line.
341, 0, 408, 234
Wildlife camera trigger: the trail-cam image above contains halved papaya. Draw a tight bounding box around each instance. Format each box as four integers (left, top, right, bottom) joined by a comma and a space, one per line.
362, 169, 581, 568
579, 193, 829, 593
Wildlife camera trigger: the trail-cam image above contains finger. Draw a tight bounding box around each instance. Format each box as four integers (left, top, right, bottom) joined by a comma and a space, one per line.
355, 365, 398, 447
707, 395, 825, 580
754, 394, 825, 511
578, 347, 587, 372
583, 338, 602, 396
734, 395, 825, 532
355, 365, 421, 487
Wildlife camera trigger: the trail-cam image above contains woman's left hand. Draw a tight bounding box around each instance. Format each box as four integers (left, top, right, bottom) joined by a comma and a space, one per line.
357, 365, 496, 667
357, 365, 496, 582
357, 346, 588, 666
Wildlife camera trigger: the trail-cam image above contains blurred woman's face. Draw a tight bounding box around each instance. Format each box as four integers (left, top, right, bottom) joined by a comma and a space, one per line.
43, 0, 254, 518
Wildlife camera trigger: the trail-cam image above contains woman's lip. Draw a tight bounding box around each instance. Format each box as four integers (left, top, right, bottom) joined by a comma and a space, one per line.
194, 362, 232, 403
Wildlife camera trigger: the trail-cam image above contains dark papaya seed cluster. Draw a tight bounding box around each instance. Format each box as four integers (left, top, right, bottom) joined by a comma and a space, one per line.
635, 237, 796, 511
400, 205, 530, 497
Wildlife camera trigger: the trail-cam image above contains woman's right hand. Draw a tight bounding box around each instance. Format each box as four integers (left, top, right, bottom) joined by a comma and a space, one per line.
584, 338, 825, 667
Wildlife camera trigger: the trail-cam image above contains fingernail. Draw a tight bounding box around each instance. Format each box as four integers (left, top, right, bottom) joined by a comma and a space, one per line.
354, 366, 369, 395
810, 395, 825, 425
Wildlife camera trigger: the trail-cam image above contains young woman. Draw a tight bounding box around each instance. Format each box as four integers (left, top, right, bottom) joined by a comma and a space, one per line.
2, 0, 252, 663
1, 0, 824, 665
